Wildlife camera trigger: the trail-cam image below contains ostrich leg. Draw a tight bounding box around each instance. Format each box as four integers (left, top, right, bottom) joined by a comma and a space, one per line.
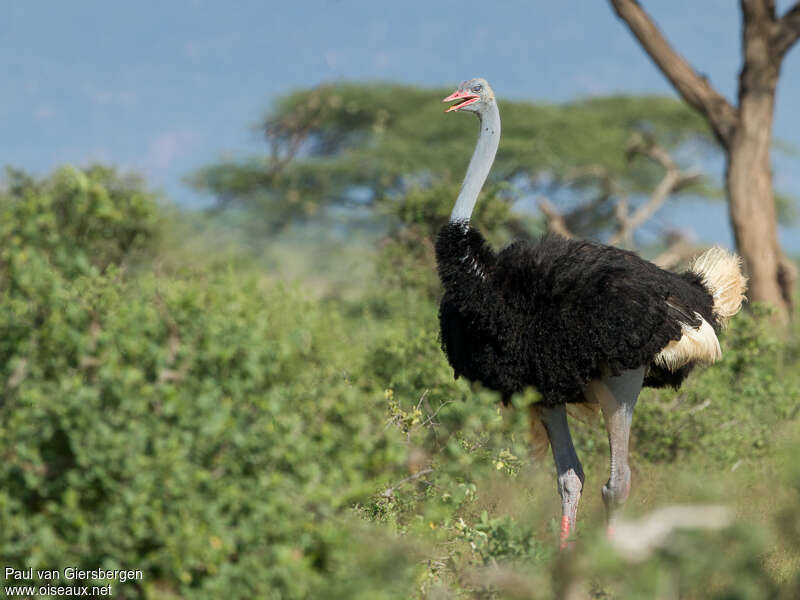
585, 367, 645, 535
532, 403, 584, 548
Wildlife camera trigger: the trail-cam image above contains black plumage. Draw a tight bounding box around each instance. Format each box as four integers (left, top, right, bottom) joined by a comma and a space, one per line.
436, 220, 718, 405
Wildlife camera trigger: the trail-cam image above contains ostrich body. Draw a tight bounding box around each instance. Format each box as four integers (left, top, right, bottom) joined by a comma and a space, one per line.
437, 79, 746, 547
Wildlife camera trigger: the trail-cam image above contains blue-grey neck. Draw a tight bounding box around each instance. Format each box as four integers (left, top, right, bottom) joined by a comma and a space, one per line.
449, 101, 501, 223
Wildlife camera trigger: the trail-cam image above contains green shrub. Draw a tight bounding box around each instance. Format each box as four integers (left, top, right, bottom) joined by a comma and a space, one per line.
2, 165, 799, 599
1, 165, 160, 277
0, 166, 415, 597
0, 263, 420, 597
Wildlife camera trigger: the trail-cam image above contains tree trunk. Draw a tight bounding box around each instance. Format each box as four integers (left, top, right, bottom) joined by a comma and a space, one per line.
726, 92, 790, 323
727, 2, 791, 324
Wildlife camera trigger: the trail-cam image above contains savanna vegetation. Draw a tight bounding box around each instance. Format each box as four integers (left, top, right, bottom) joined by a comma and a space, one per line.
1, 83, 799, 599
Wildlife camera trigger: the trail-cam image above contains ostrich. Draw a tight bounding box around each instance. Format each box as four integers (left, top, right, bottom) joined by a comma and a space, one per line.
436, 78, 746, 548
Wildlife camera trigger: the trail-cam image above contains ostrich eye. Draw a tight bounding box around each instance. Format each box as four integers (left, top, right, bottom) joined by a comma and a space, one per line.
472, 84, 483, 93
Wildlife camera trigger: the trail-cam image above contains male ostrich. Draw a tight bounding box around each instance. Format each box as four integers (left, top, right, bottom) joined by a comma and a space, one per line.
436, 78, 746, 548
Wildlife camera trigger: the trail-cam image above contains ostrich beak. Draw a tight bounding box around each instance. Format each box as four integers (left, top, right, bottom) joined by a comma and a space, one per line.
442, 89, 479, 112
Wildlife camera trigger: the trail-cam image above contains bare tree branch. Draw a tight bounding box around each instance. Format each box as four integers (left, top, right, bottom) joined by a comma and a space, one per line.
773, 2, 800, 57
608, 135, 702, 246
538, 197, 575, 239
740, 0, 784, 95
612, 195, 634, 248
609, 0, 739, 146
557, 166, 624, 236
652, 232, 701, 269
608, 173, 679, 246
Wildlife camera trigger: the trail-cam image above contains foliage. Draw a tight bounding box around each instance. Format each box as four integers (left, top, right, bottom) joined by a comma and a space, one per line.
188, 83, 716, 232
2, 165, 799, 598
0, 265, 424, 598
1, 165, 160, 277
0, 167, 415, 598
0, 165, 161, 393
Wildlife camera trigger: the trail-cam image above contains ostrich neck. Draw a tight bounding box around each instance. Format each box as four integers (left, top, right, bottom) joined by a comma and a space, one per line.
450, 102, 501, 223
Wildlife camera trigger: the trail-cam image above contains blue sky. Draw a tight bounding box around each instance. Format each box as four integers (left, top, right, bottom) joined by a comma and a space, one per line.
2, 0, 799, 249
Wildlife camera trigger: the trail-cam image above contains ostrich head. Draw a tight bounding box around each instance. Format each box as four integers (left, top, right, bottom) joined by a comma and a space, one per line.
441, 77, 500, 223
442, 78, 495, 115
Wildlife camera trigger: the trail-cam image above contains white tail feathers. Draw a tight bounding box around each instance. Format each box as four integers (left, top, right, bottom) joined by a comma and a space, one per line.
654, 246, 746, 372
688, 246, 747, 327
654, 315, 721, 370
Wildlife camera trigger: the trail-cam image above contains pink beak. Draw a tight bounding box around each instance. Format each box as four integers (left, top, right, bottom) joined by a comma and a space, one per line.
442, 89, 479, 112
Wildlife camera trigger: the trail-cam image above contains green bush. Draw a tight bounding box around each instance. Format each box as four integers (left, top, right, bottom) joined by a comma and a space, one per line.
2, 165, 799, 598
0, 263, 425, 597
0, 167, 412, 597
1, 165, 160, 276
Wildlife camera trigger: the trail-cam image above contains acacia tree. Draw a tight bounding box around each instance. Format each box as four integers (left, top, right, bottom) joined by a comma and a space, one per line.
190, 83, 716, 237
610, 0, 800, 323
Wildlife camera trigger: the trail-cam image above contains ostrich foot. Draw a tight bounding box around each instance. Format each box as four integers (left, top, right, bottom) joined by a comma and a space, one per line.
558, 467, 583, 549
